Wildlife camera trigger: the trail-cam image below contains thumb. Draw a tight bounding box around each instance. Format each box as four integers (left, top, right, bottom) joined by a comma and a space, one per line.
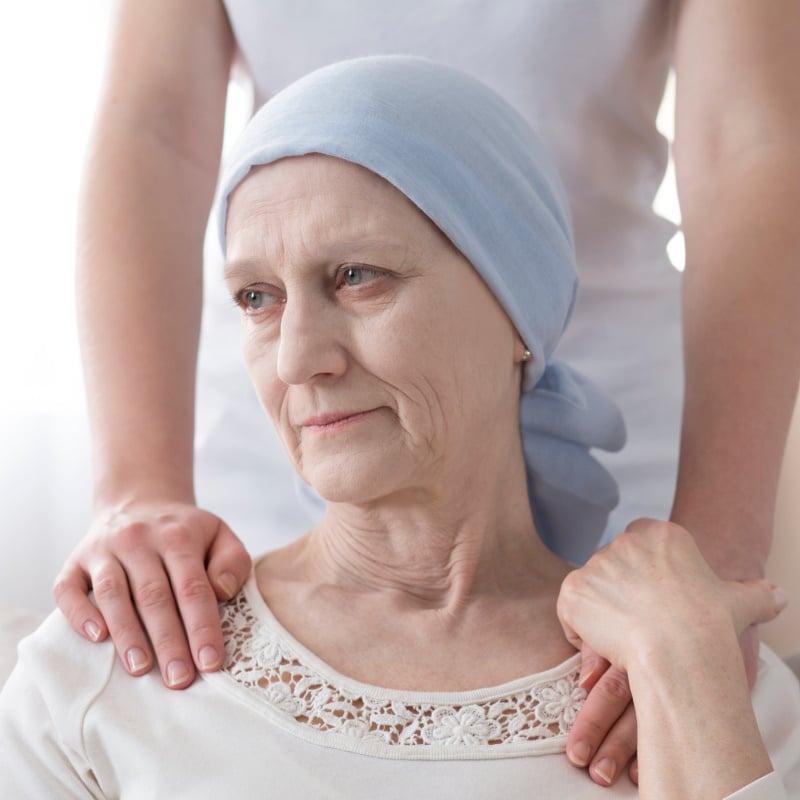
728, 580, 788, 634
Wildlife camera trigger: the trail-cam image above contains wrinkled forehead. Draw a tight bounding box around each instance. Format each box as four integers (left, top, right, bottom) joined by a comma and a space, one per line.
227, 156, 426, 229
224, 154, 457, 264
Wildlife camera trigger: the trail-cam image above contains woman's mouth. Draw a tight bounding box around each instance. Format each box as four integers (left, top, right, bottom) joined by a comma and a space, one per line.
301, 409, 378, 433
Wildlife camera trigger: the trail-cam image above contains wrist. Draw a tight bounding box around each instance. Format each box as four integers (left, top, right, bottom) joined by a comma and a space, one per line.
92, 470, 196, 512
628, 625, 772, 799
627, 614, 742, 690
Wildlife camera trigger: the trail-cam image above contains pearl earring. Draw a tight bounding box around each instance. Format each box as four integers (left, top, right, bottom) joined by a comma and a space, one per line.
521, 349, 533, 362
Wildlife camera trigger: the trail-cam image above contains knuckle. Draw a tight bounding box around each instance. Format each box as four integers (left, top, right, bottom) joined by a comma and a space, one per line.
108, 618, 145, 643
52, 573, 76, 604
149, 629, 186, 655
187, 620, 222, 642
654, 521, 679, 543
174, 575, 213, 603
133, 578, 172, 610
560, 570, 578, 591
581, 654, 605, 673
626, 516, 659, 532
56, 599, 89, 632
161, 523, 195, 554
597, 671, 631, 703
116, 521, 150, 550
574, 714, 609, 743
559, 570, 582, 600
92, 571, 127, 604
228, 540, 250, 563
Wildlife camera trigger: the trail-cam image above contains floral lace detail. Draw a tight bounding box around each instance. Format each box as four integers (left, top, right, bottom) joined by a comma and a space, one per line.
219, 587, 586, 750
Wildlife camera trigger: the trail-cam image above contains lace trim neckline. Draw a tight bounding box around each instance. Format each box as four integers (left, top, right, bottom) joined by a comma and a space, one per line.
208, 575, 586, 760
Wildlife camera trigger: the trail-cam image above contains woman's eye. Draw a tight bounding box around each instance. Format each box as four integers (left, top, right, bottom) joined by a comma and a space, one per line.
340, 265, 381, 287
235, 288, 276, 313
245, 289, 266, 309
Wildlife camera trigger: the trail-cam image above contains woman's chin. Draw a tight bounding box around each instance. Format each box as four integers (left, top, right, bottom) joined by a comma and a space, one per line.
299, 457, 400, 506
304, 478, 385, 506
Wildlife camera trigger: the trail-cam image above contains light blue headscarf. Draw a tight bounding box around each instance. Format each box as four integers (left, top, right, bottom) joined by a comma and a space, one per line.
215, 56, 626, 564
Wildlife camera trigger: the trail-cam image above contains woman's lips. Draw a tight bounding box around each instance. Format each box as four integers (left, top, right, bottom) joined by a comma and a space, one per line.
301, 409, 377, 432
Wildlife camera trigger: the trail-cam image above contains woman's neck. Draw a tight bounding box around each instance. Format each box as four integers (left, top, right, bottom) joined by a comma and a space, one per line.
254, 445, 577, 689
279, 452, 571, 616
255, 493, 576, 689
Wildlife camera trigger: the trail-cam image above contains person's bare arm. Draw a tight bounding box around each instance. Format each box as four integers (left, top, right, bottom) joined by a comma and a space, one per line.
670, 1, 800, 581
54, 0, 250, 689
566, 0, 800, 784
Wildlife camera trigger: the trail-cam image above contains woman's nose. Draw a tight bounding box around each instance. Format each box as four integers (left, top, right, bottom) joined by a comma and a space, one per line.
276, 295, 348, 385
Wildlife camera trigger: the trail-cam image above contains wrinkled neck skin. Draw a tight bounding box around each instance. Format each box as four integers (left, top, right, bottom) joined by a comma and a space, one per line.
255, 391, 578, 687
275, 425, 571, 619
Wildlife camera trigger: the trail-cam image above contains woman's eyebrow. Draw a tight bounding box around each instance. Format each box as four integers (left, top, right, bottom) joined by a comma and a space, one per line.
337, 236, 424, 270
224, 238, 412, 281
223, 259, 267, 283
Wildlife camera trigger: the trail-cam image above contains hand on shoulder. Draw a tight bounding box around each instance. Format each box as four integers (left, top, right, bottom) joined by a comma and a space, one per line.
53, 499, 251, 690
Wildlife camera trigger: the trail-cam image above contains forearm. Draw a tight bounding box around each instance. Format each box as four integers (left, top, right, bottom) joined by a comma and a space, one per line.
75, 0, 234, 509
671, 152, 800, 579
77, 129, 214, 506
630, 624, 772, 799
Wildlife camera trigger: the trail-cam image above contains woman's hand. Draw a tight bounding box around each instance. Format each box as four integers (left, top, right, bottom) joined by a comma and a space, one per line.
53, 501, 251, 689
558, 518, 785, 789
566, 644, 638, 787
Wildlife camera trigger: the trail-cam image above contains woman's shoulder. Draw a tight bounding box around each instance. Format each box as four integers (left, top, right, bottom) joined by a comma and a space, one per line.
11, 609, 117, 719
0, 608, 118, 792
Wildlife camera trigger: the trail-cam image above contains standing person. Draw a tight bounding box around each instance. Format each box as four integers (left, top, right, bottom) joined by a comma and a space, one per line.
54, 0, 800, 788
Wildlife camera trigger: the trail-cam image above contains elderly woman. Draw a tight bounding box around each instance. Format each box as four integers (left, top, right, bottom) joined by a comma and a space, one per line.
2, 58, 799, 798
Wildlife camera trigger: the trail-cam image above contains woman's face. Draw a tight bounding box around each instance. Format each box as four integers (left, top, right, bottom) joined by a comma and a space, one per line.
225, 155, 525, 504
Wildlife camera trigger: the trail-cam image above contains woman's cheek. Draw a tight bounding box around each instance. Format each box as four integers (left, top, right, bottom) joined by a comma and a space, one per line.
241, 327, 281, 408
241, 312, 278, 362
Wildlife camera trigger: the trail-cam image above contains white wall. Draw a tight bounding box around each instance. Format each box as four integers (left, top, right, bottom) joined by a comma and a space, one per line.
0, 3, 109, 612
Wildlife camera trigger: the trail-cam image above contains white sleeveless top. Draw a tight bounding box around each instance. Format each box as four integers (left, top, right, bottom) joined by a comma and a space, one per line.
196, 0, 683, 552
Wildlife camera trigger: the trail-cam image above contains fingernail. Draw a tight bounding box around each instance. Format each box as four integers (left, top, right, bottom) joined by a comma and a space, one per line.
167, 660, 190, 687
83, 620, 102, 642
579, 664, 598, 689
569, 740, 592, 767
198, 645, 219, 671
773, 586, 789, 613
126, 647, 149, 673
217, 572, 237, 599
593, 757, 616, 785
